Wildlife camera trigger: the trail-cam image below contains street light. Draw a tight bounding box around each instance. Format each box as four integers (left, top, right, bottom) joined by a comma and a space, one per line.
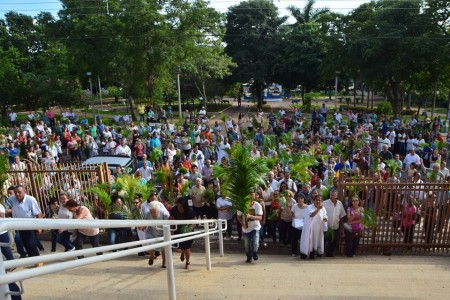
177, 70, 182, 121
86, 72, 93, 117
334, 71, 340, 110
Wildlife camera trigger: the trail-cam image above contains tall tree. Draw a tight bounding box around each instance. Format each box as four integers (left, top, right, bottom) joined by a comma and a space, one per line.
224, 0, 287, 109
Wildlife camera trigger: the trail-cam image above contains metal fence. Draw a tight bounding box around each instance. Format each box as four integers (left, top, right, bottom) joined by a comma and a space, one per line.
0, 218, 227, 300
5, 162, 110, 213
336, 178, 450, 255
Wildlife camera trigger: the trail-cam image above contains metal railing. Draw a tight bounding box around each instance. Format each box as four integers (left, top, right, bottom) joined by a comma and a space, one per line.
0, 218, 227, 300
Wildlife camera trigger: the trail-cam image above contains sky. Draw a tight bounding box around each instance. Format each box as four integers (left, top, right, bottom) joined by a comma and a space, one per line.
0, 0, 370, 18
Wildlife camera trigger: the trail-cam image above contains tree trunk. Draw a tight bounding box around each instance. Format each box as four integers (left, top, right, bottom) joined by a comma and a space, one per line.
366, 84, 370, 110
390, 80, 401, 116
361, 83, 365, 104
254, 82, 264, 110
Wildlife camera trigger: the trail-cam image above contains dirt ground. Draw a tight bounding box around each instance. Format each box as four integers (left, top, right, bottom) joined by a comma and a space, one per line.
21, 251, 450, 300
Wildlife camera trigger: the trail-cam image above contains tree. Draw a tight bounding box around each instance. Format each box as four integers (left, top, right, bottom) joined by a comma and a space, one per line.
276, 0, 330, 96
224, 0, 287, 109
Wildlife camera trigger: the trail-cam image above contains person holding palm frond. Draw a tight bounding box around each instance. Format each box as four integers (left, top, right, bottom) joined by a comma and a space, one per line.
237, 192, 263, 263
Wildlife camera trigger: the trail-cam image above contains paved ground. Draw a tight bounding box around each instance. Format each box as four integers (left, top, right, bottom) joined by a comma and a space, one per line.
18, 246, 450, 300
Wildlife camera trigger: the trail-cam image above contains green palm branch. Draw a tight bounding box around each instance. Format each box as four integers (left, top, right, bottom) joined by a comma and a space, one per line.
262, 134, 277, 156
280, 133, 292, 147
87, 185, 112, 209
213, 143, 269, 214
115, 174, 154, 204
289, 153, 318, 183
180, 180, 192, 196
435, 140, 447, 151
361, 208, 377, 229
149, 148, 163, 163
385, 159, 400, 178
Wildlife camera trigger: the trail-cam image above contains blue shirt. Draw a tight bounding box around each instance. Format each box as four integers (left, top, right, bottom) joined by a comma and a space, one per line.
10, 195, 42, 218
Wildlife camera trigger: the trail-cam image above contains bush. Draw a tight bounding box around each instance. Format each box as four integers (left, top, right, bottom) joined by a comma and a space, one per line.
375, 101, 393, 116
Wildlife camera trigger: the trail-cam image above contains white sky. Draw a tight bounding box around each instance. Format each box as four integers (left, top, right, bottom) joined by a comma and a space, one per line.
0, 0, 370, 18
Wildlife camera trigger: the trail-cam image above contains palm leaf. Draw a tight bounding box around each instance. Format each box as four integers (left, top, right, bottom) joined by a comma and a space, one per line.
361, 208, 377, 229
87, 185, 112, 209
325, 226, 335, 242
435, 140, 447, 151
385, 159, 400, 178
180, 180, 192, 196
213, 143, 269, 214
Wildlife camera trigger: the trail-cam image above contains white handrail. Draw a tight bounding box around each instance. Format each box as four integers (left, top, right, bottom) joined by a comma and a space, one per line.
0, 218, 227, 300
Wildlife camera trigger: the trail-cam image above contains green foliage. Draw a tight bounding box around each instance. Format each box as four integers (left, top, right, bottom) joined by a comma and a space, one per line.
115, 174, 154, 204
289, 152, 318, 183
262, 134, 277, 156
0, 154, 9, 192
203, 188, 216, 204
180, 181, 192, 197
325, 226, 335, 242
88, 184, 112, 209
149, 148, 163, 163
361, 208, 377, 229
213, 143, 269, 214
375, 101, 393, 116
435, 140, 447, 151
385, 159, 400, 178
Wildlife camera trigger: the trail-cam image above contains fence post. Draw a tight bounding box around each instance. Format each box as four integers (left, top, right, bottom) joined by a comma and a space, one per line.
26, 163, 39, 204
217, 219, 224, 257
204, 220, 212, 270
163, 225, 176, 300
0, 255, 12, 300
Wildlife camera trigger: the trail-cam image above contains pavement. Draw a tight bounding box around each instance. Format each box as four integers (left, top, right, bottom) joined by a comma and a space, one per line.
21, 249, 450, 300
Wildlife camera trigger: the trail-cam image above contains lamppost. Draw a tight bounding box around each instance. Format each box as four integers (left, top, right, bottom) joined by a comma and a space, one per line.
177, 70, 182, 121
86, 72, 94, 117
98, 76, 103, 112
334, 71, 340, 110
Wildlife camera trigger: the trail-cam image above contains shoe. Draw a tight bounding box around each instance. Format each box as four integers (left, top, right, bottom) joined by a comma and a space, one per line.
38, 245, 44, 251
148, 257, 154, 266
245, 258, 252, 263
19, 255, 27, 259
180, 252, 185, 262
185, 262, 190, 269
66, 247, 76, 252
155, 251, 160, 258
161, 265, 166, 268
252, 254, 258, 261
309, 252, 315, 259
51, 249, 56, 253
35, 262, 44, 268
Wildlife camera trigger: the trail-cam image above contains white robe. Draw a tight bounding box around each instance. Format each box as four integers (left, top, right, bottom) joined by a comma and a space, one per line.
300, 204, 328, 255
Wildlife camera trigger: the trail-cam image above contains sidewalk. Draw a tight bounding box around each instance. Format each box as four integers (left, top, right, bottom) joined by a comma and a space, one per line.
22, 251, 450, 299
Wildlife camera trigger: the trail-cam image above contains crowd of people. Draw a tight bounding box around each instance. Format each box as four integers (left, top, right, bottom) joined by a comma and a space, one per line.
1, 101, 450, 268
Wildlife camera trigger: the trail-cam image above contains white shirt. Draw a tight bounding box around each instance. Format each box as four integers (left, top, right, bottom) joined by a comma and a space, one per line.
403, 153, 421, 168
237, 201, 263, 233
115, 144, 132, 156
216, 197, 234, 220
268, 179, 279, 191
138, 166, 153, 181
323, 199, 346, 230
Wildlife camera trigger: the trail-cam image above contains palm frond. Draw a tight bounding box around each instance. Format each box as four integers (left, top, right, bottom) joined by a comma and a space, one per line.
88, 186, 112, 208
361, 208, 377, 229
180, 180, 192, 196
213, 143, 269, 214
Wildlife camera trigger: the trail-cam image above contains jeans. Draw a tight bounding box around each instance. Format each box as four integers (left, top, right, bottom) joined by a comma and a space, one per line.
325, 228, 340, 256
243, 229, 260, 259
14, 231, 27, 257
57, 231, 75, 251
108, 228, 128, 246
18, 230, 40, 257
0, 232, 14, 260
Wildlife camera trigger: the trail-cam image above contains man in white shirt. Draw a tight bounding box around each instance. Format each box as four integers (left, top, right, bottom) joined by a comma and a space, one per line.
322, 190, 346, 257
267, 171, 279, 191
334, 111, 342, 125
403, 148, 421, 169
378, 134, 391, 153
237, 192, 263, 263
115, 139, 132, 156
138, 161, 153, 181
8, 185, 43, 259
